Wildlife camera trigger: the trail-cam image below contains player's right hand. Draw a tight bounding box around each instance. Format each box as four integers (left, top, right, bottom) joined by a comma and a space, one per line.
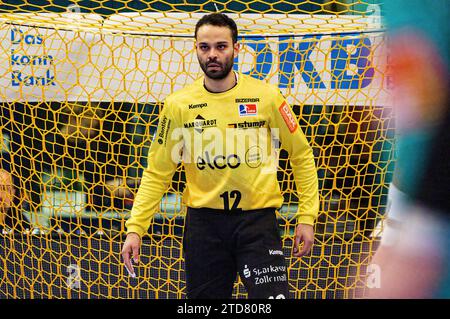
121, 232, 141, 278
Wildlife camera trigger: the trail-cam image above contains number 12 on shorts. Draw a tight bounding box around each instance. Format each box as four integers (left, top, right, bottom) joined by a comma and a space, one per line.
220, 190, 241, 211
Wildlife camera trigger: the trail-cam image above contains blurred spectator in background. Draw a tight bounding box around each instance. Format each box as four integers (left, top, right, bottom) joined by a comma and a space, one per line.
1, 100, 135, 233
0, 153, 30, 232
47, 101, 135, 212
368, 0, 449, 298
0, 166, 14, 231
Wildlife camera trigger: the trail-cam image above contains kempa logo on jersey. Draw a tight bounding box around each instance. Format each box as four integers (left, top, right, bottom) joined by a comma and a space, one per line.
188, 102, 207, 109
268, 249, 283, 256
228, 120, 266, 129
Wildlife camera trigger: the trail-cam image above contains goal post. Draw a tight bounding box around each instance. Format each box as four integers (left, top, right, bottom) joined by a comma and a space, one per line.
0, 1, 393, 299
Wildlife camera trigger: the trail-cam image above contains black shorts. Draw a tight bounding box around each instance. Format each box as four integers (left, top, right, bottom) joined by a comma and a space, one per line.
183, 207, 289, 299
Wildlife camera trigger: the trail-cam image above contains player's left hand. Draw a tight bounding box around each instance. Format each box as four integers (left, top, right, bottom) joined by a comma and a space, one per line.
293, 223, 314, 257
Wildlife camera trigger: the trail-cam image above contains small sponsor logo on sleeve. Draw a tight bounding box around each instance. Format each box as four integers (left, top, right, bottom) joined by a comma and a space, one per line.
157, 115, 171, 146
278, 101, 298, 133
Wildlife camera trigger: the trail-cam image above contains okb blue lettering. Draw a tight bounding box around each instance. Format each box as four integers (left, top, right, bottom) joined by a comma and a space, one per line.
237, 34, 375, 90
11, 70, 55, 86
279, 35, 325, 89
330, 36, 374, 89
10, 28, 43, 45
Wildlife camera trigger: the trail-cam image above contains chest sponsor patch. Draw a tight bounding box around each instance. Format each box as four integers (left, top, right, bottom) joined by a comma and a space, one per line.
238, 103, 257, 116
278, 101, 298, 133
228, 120, 266, 129
183, 115, 217, 133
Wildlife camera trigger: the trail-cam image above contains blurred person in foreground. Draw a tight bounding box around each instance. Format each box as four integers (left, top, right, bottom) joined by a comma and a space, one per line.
368, 0, 449, 298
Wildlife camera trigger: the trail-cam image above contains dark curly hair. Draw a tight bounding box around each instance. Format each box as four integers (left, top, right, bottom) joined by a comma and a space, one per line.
195, 13, 238, 43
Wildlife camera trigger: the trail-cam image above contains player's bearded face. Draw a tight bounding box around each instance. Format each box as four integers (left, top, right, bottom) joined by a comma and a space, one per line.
198, 51, 234, 80
196, 26, 237, 80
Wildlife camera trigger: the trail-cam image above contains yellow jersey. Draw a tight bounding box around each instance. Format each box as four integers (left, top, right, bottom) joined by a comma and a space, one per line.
126, 73, 319, 237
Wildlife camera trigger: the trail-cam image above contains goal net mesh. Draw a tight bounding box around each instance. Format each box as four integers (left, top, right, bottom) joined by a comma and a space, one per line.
0, 0, 393, 298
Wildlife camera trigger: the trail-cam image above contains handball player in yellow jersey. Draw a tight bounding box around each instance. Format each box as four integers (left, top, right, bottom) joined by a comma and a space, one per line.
122, 13, 319, 299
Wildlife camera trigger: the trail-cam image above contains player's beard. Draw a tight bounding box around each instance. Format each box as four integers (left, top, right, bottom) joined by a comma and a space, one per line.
199, 55, 234, 80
